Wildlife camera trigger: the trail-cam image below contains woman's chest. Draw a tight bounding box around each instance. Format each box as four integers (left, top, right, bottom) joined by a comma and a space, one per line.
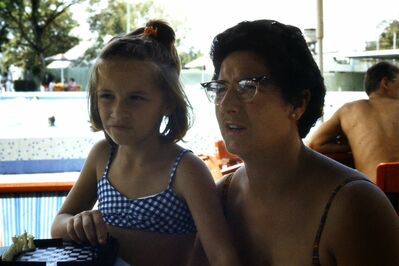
227, 197, 322, 265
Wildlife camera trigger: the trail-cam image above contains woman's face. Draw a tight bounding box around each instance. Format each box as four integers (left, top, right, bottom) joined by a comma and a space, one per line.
96, 58, 169, 146
215, 51, 297, 158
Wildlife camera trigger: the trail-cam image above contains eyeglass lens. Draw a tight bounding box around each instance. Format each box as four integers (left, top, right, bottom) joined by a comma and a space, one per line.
204, 78, 259, 104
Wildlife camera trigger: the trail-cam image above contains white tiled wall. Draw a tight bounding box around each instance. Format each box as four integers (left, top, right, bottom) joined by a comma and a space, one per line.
0, 136, 102, 161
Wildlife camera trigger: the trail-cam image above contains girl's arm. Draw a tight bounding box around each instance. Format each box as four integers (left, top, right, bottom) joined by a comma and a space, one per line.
51, 140, 109, 246
187, 234, 210, 266
175, 153, 240, 266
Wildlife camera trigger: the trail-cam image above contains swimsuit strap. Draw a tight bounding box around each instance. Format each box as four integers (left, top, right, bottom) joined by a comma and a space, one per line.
221, 173, 234, 216
167, 149, 190, 188
312, 177, 371, 265
102, 145, 116, 178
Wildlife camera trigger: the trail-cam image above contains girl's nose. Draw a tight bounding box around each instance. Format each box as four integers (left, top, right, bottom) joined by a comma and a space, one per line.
111, 100, 128, 118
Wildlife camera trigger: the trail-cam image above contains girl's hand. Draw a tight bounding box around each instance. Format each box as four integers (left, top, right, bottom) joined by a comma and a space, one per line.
66, 210, 108, 246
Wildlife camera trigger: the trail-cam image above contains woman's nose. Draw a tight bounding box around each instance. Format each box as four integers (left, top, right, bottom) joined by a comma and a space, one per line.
218, 86, 241, 112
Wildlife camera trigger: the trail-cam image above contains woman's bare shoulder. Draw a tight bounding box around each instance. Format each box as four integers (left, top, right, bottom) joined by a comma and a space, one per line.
322, 178, 399, 263
304, 153, 399, 263
215, 168, 245, 198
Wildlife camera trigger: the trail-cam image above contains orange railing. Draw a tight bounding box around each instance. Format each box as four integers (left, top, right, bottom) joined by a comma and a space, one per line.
322, 151, 399, 214
376, 162, 399, 214
0, 182, 74, 193
199, 140, 243, 180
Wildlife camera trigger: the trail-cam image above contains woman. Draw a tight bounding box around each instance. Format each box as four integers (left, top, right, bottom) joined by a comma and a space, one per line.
193, 19, 399, 265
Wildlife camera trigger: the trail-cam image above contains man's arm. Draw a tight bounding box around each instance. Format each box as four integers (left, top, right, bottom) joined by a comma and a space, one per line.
308, 109, 351, 154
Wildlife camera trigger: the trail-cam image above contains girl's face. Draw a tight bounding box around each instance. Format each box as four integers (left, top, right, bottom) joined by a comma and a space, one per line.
215, 51, 298, 158
96, 58, 169, 146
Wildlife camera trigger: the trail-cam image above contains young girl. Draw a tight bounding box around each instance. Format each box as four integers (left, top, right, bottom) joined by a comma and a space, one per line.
51, 20, 240, 266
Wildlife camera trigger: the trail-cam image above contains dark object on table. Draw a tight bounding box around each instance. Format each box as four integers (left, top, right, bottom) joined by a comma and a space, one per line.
0, 236, 119, 265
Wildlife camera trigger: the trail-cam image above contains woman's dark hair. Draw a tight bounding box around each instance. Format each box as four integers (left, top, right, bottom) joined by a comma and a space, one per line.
88, 19, 192, 145
364, 61, 399, 95
210, 19, 326, 138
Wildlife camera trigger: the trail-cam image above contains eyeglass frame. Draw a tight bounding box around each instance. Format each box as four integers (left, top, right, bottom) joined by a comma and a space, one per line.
200, 75, 273, 105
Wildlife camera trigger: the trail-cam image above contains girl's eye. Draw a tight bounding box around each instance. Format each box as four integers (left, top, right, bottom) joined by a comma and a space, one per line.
98, 93, 114, 101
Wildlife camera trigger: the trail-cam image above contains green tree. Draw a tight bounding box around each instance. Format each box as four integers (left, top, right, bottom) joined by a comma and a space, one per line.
366, 20, 399, 50
379, 20, 399, 49
0, 14, 9, 54
0, 0, 81, 86
180, 48, 203, 68
84, 0, 201, 66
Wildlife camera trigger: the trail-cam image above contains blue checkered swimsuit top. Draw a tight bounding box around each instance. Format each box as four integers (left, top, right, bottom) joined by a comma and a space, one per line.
97, 148, 197, 234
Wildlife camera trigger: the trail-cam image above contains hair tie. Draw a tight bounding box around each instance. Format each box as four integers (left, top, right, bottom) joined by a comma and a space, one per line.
144, 26, 158, 37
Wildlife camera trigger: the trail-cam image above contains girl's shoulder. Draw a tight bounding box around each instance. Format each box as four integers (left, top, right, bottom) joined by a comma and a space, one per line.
172, 149, 216, 195
176, 149, 210, 175
84, 139, 113, 171
89, 139, 112, 156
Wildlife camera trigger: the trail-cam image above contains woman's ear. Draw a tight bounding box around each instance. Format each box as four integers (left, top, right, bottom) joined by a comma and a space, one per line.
292, 89, 311, 120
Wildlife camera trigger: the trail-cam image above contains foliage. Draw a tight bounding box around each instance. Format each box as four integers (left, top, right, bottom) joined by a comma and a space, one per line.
83, 0, 201, 66
0, 0, 81, 84
0, 0, 205, 86
0, 7, 9, 54
180, 48, 203, 67
366, 20, 399, 50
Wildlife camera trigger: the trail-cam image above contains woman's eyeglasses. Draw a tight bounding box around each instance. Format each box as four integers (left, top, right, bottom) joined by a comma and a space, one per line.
200, 75, 272, 105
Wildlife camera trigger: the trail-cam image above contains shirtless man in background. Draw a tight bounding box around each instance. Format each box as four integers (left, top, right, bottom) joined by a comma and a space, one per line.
308, 61, 399, 182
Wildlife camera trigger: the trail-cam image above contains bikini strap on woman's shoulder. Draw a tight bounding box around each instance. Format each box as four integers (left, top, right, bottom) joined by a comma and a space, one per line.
312, 176, 371, 265
221, 173, 234, 215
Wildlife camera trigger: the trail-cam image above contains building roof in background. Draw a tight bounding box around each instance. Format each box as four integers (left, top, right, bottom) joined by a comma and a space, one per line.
343, 49, 399, 59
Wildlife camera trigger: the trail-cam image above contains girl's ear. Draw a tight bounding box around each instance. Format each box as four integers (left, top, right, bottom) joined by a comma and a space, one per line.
163, 102, 174, 116
292, 89, 311, 120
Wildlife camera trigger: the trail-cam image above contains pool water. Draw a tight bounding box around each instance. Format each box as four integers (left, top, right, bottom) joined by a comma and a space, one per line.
0, 86, 221, 157
0, 90, 367, 154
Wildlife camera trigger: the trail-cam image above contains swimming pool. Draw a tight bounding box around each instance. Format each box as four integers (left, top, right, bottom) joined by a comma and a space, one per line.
0, 86, 222, 173
0, 89, 367, 165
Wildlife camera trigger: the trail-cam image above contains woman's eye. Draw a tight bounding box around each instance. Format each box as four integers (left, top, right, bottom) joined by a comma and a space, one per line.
239, 81, 257, 91
129, 95, 145, 101
209, 83, 226, 95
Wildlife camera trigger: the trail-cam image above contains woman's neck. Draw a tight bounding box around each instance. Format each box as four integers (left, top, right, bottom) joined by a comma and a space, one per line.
242, 139, 309, 195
